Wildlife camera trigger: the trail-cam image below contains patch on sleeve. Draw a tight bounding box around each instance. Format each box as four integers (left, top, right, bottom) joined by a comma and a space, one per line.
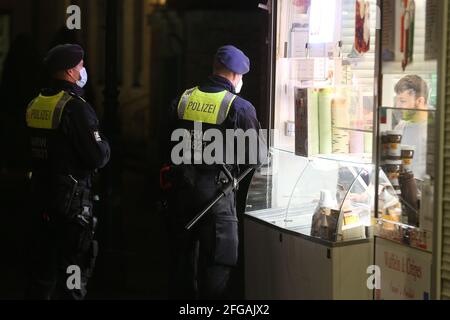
94, 131, 102, 142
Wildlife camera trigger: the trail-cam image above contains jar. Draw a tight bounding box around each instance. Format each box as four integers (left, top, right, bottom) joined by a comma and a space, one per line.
386, 130, 403, 157
383, 159, 403, 188
401, 145, 415, 173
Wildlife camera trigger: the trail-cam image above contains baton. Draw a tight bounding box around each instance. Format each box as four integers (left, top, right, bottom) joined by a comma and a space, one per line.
185, 167, 254, 231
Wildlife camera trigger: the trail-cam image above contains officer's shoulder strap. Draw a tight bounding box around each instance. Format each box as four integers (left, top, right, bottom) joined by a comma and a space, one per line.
67, 90, 87, 103
216, 90, 237, 125
177, 87, 197, 120
178, 87, 197, 107
27, 97, 37, 110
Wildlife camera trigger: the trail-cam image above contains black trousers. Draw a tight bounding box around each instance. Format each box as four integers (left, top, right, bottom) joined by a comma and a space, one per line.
167, 170, 239, 300
25, 211, 97, 300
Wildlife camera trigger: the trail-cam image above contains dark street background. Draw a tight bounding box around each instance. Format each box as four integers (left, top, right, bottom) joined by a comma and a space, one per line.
0, 0, 269, 299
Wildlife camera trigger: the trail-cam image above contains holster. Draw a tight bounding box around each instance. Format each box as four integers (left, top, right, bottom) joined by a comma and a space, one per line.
60, 177, 98, 254
85, 239, 99, 279
50, 174, 79, 219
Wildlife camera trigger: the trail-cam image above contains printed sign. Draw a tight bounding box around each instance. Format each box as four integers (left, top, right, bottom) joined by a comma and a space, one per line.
375, 237, 431, 300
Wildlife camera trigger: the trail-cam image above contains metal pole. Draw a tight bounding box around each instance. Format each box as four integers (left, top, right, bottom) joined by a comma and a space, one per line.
185, 167, 254, 231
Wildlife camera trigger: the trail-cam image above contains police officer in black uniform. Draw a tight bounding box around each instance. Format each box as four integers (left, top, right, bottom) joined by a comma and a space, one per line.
163, 45, 267, 299
25, 44, 110, 300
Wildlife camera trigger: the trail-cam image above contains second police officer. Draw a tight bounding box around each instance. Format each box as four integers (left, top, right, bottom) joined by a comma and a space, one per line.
25, 44, 110, 300
162, 45, 267, 299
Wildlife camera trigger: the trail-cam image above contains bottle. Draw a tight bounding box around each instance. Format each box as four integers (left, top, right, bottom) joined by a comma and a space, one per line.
319, 189, 337, 209
311, 190, 337, 239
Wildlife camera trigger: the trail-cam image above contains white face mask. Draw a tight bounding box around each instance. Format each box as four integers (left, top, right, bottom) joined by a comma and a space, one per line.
76, 67, 88, 88
235, 78, 243, 94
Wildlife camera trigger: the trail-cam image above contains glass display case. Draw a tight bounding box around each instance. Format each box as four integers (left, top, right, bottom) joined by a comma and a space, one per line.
244, 150, 377, 299
246, 148, 386, 244
245, 0, 380, 245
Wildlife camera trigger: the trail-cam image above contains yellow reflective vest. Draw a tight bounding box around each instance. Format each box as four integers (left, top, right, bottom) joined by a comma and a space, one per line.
26, 91, 74, 130
177, 87, 236, 125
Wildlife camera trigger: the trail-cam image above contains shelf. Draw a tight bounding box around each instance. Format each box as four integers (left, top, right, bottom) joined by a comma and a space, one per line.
374, 236, 432, 254
269, 148, 373, 165
377, 218, 420, 230
311, 153, 373, 165
375, 219, 432, 253
379, 106, 436, 113
333, 126, 373, 133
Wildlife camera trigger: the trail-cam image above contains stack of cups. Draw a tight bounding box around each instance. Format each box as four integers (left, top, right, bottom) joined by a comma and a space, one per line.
383, 160, 403, 195
380, 130, 419, 227
401, 145, 415, 173
381, 130, 403, 197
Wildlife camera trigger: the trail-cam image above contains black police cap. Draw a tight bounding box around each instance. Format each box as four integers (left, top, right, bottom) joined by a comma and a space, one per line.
44, 44, 84, 73
215, 45, 250, 75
